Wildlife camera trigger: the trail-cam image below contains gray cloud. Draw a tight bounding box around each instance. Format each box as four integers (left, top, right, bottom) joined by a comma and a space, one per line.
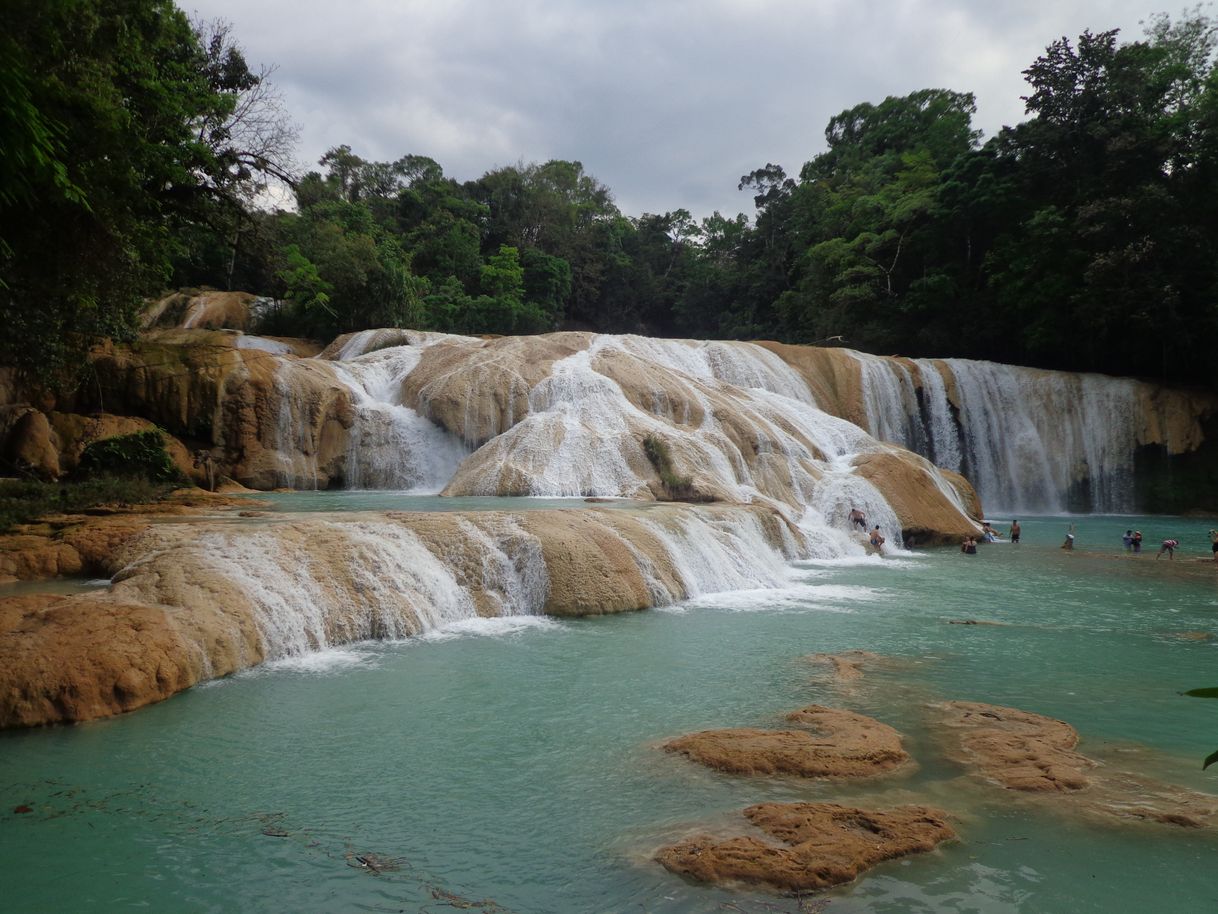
186, 0, 1160, 218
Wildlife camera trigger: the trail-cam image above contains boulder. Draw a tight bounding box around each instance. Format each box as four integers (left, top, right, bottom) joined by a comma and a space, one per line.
0, 406, 60, 479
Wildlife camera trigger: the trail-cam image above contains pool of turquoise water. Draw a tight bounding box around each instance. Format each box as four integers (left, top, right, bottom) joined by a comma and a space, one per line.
2, 514, 1217, 913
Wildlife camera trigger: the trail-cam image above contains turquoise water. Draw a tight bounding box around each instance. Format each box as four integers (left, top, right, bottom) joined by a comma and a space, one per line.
3, 515, 1218, 913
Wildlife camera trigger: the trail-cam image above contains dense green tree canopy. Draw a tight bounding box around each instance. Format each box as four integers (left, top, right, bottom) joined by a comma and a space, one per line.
4, 4, 1218, 389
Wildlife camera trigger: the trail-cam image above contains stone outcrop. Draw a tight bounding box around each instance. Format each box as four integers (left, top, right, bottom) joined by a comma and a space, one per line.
0, 405, 60, 479
851, 450, 980, 543
655, 802, 955, 892
142, 289, 270, 333
664, 706, 909, 779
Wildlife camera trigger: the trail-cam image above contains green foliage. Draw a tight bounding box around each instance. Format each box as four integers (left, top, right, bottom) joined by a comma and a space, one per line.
641, 434, 701, 501
77, 430, 183, 483
0, 476, 176, 533
1183, 687, 1218, 769
0, 0, 295, 389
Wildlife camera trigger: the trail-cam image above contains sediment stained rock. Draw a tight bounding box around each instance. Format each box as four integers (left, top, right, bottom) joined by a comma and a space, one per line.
655, 802, 954, 892
934, 700, 1218, 826
807, 650, 886, 682
664, 706, 909, 779
935, 701, 1093, 792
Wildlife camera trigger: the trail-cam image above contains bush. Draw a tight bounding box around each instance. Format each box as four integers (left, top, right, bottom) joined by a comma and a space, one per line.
76, 430, 182, 483
0, 476, 177, 532
642, 434, 699, 501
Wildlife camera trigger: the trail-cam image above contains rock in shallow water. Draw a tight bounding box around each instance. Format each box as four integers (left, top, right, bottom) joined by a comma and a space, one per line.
656, 802, 955, 892
663, 706, 909, 779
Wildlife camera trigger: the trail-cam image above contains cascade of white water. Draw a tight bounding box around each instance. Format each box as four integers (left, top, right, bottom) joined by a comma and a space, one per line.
179, 518, 557, 658
635, 509, 799, 600
332, 347, 467, 491
850, 351, 1148, 513
913, 358, 962, 472
271, 362, 320, 489
850, 352, 927, 454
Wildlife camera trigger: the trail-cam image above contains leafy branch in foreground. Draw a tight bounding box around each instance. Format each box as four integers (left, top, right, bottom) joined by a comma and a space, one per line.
1182, 688, 1218, 769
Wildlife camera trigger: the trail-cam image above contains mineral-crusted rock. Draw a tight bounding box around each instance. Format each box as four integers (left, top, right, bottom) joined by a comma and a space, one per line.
655, 802, 954, 892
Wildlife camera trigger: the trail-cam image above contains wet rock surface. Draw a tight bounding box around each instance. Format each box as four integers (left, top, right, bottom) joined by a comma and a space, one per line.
656, 802, 955, 892
664, 706, 909, 779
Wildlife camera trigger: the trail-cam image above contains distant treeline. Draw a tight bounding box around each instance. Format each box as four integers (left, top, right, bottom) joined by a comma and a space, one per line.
4, 1, 1218, 389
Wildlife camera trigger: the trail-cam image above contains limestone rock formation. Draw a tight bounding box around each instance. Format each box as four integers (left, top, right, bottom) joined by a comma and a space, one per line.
935, 701, 1093, 791
0, 503, 804, 727
933, 700, 1218, 826
0, 406, 60, 479
141, 289, 279, 333
655, 802, 955, 892
664, 706, 909, 779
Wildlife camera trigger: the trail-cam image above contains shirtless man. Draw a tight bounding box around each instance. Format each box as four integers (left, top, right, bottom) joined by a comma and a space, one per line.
869, 525, 885, 551
1210, 529, 1218, 564
1009, 520, 1020, 544
849, 507, 867, 531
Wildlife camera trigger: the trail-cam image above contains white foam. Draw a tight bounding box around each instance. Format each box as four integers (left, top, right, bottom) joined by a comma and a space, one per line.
256, 646, 378, 675
417, 615, 563, 642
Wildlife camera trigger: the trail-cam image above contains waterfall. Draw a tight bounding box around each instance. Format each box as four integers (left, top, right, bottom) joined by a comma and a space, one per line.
849, 355, 1150, 513
332, 347, 467, 491
113, 506, 820, 660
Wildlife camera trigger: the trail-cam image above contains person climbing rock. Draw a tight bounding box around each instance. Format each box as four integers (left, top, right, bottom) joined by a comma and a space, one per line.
869, 525, 885, 551
849, 507, 867, 530
1157, 538, 1179, 560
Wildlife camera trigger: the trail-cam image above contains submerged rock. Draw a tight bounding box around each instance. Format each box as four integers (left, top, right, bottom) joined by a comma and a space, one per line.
655, 802, 955, 892
935, 701, 1093, 791
664, 706, 909, 779
934, 700, 1218, 827
806, 650, 885, 682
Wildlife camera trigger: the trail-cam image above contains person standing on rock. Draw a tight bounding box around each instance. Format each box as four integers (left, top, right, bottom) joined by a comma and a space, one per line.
1157, 538, 1180, 560
1009, 520, 1021, 544
869, 525, 885, 551
849, 507, 867, 531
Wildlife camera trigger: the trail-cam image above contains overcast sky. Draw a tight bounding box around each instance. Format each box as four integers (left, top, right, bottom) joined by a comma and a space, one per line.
186, 0, 1164, 219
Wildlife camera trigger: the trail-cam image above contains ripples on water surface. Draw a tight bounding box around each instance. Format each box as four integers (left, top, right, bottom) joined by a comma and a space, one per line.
2, 515, 1217, 912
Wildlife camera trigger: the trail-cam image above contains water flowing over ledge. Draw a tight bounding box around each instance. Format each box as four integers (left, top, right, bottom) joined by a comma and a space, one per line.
0, 504, 814, 727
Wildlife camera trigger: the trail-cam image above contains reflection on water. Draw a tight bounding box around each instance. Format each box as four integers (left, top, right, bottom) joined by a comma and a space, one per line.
2, 514, 1217, 913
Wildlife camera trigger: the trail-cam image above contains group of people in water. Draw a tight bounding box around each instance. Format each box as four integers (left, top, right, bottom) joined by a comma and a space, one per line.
849, 507, 1218, 563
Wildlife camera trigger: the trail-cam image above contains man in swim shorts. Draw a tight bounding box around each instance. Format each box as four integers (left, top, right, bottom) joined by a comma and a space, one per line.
1009, 520, 1020, 544
1210, 529, 1218, 563
869, 525, 885, 550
